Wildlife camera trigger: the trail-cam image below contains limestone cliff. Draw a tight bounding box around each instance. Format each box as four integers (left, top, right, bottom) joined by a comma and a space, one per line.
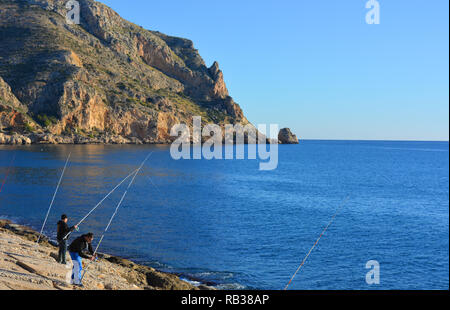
0, 0, 250, 144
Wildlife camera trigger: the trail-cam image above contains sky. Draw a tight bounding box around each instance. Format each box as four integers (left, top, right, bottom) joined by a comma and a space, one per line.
101, 0, 449, 141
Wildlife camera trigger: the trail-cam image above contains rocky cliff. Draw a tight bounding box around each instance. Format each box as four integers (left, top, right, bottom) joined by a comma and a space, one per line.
0, 0, 253, 144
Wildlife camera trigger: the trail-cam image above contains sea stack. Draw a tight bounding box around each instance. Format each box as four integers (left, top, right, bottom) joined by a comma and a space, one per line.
278, 128, 299, 144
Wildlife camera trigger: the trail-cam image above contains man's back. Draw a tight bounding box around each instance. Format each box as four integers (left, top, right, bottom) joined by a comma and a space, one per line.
69, 236, 84, 253
57, 220, 69, 241
69, 235, 93, 258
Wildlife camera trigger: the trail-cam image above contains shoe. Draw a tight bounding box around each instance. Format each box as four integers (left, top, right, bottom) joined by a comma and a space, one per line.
73, 284, 84, 288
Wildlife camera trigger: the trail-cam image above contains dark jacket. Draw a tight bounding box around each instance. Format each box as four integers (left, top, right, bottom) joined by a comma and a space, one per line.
57, 220, 75, 241
68, 235, 94, 259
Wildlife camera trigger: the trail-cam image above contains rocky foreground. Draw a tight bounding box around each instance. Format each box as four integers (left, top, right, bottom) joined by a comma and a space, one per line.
0, 219, 211, 290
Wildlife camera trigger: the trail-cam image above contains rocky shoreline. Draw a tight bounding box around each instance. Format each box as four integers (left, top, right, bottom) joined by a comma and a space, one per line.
0, 219, 214, 290
0, 132, 171, 145
0, 130, 298, 145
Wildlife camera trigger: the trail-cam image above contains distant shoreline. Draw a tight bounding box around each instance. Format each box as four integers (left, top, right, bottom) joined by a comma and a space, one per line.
1, 137, 448, 146
0, 134, 283, 146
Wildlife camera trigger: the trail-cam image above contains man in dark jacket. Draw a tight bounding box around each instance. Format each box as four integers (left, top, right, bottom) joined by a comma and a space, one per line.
56, 214, 77, 264
68, 233, 96, 286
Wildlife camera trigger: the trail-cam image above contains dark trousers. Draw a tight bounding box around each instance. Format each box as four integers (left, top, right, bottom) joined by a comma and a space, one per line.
57, 239, 67, 264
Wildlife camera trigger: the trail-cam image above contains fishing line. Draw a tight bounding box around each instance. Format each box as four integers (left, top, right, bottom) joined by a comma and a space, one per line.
62, 167, 141, 241
37, 153, 71, 244
80, 153, 152, 283
284, 196, 350, 290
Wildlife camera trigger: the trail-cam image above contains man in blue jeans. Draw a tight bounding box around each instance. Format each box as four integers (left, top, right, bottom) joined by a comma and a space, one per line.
68, 233, 96, 287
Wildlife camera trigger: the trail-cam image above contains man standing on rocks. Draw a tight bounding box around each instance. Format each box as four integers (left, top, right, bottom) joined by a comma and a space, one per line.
68, 233, 96, 287
56, 214, 77, 264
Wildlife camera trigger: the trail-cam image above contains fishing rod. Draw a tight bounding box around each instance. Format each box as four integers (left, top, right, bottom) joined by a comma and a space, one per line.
37, 153, 71, 244
80, 153, 152, 283
62, 166, 142, 241
0, 153, 16, 194
284, 196, 350, 290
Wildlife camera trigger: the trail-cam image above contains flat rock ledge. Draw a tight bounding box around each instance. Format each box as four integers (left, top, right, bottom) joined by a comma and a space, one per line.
0, 219, 214, 290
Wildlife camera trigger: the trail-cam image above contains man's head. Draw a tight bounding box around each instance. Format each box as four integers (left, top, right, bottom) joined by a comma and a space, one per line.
84, 233, 94, 243
61, 214, 68, 223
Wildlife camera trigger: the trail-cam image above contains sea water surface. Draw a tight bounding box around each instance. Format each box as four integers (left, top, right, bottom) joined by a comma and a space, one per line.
0, 141, 448, 289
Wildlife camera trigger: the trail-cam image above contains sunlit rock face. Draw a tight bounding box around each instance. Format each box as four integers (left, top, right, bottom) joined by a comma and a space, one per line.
0, 0, 249, 144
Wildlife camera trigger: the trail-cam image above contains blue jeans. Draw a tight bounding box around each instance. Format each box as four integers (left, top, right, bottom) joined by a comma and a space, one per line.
69, 252, 82, 284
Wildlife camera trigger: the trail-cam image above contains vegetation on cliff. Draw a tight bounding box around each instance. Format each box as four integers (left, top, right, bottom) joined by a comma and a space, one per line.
0, 0, 250, 144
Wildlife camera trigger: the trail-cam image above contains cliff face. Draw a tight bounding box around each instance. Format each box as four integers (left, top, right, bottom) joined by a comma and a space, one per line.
0, 76, 38, 141
0, 0, 248, 144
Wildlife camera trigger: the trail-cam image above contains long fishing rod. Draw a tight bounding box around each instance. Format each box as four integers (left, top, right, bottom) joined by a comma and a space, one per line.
80, 153, 152, 283
36, 153, 71, 244
0, 153, 16, 194
62, 167, 141, 241
284, 196, 350, 290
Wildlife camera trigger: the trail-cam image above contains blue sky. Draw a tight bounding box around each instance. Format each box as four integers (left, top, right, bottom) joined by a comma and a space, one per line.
101, 0, 449, 141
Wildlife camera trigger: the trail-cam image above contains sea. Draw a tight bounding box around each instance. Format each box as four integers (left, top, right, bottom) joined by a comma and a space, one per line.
0, 140, 448, 290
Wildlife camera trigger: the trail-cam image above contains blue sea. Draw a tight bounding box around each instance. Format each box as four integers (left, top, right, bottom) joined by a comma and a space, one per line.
0, 141, 448, 290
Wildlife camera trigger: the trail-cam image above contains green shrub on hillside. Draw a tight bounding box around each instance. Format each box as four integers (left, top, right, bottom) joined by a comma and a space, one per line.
36, 114, 58, 128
